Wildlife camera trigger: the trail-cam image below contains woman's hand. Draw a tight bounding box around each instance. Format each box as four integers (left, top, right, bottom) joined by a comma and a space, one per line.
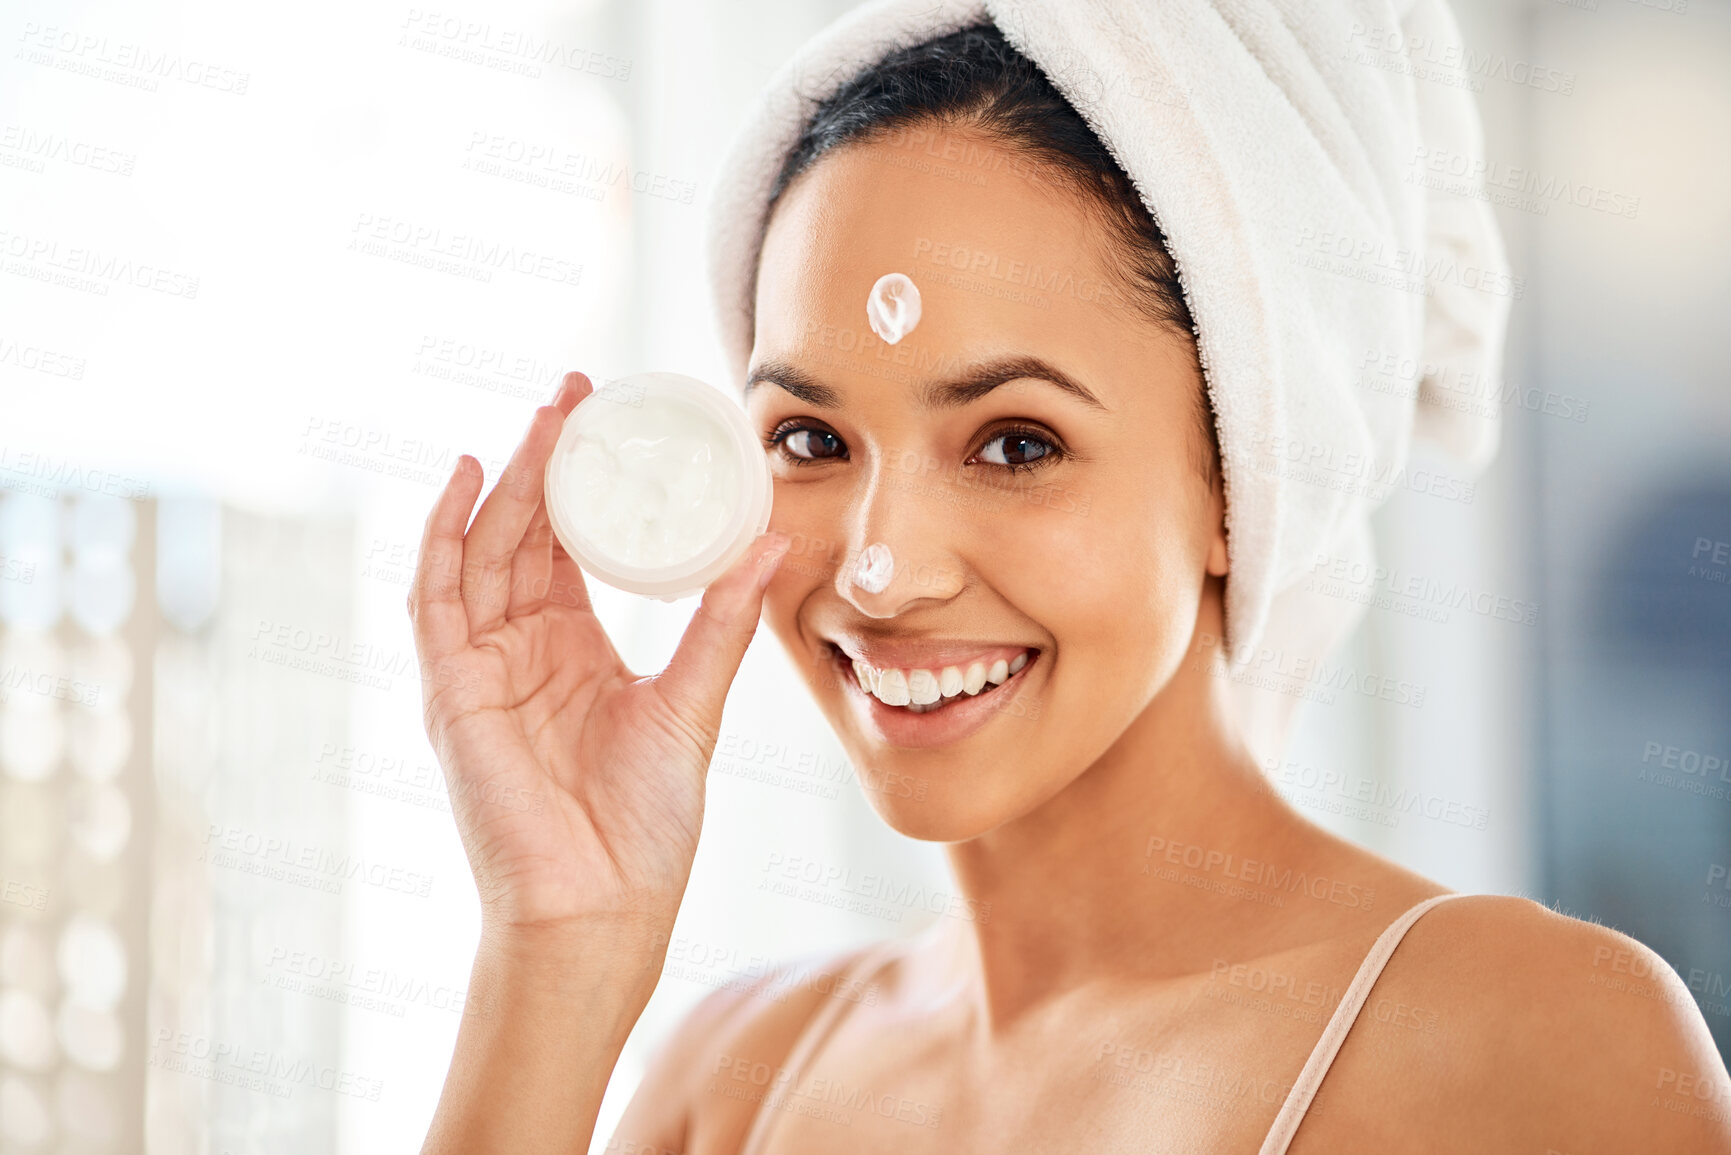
407, 370, 791, 949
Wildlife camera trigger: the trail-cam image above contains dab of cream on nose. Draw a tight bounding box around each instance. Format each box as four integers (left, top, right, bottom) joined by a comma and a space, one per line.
866, 273, 922, 345
853, 542, 894, 594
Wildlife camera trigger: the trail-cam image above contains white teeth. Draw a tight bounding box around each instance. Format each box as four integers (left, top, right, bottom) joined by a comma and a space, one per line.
849, 648, 1033, 710
962, 662, 988, 695
875, 668, 911, 707
907, 669, 941, 705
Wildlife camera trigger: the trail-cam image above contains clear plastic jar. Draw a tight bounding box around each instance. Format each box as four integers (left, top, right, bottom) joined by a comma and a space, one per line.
543, 372, 773, 602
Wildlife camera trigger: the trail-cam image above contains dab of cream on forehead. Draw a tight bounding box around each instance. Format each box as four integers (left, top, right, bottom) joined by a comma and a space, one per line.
866, 273, 921, 345
853, 542, 894, 593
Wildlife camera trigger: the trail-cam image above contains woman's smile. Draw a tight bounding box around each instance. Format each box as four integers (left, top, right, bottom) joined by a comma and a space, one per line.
826, 639, 1040, 748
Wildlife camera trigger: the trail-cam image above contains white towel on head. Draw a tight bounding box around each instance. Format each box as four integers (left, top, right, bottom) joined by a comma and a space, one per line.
705, 0, 1511, 757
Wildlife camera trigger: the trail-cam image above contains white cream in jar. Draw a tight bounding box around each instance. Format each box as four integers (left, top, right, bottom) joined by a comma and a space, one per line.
544, 372, 772, 601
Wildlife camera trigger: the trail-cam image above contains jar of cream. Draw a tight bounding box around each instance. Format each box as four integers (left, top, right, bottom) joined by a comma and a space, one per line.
543, 371, 773, 602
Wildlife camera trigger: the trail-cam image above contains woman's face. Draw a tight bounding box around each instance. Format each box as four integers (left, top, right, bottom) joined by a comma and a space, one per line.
749, 124, 1226, 842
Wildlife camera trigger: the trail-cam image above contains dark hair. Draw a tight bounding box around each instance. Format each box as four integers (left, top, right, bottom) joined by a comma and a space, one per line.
757, 22, 1218, 479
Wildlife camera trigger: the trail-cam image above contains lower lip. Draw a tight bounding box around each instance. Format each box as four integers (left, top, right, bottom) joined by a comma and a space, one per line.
833, 650, 1038, 749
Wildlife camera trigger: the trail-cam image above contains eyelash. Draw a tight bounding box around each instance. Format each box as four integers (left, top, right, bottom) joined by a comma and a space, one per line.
763, 421, 1065, 475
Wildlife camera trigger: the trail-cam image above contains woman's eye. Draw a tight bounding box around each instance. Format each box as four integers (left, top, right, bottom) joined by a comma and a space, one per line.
767, 423, 846, 464
976, 429, 1059, 471
766, 421, 1060, 474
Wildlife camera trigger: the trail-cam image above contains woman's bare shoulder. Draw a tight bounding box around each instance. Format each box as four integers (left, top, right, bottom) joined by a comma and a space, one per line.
606, 939, 895, 1155
1314, 893, 1731, 1154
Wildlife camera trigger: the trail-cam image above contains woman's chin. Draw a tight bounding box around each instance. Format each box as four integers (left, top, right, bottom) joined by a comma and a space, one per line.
856, 787, 1011, 843
805, 649, 1073, 839
829, 745, 1043, 841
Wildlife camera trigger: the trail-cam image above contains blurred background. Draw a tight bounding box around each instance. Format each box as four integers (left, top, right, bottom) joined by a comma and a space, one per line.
1, 0, 1727, 1150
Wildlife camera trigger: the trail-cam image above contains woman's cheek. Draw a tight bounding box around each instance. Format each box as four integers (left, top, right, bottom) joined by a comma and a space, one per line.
1057, 485, 1194, 670
761, 485, 836, 662
765, 476, 842, 567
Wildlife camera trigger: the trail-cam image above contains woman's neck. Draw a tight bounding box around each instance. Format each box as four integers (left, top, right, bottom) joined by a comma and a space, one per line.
932, 643, 1389, 1032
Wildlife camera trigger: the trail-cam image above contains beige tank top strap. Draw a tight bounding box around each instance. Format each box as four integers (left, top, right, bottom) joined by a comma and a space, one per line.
735, 936, 904, 1155
1257, 892, 1469, 1155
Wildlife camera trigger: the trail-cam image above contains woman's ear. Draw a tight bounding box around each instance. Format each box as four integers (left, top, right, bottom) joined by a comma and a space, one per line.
1205, 460, 1229, 577
1207, 527, 1229, 577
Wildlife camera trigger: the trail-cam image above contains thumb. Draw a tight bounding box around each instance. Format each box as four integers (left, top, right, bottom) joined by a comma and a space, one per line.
655, 531, 792, 732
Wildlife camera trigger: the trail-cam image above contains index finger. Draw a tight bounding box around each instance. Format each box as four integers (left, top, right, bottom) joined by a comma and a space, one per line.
460, 373, 592, 634
407, 454, 486, 669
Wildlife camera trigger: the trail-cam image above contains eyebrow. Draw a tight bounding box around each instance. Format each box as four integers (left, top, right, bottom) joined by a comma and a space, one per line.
744, 355, 1108, 412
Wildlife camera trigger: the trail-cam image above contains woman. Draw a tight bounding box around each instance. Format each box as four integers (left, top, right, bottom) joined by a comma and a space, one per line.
408, 10, 1731, 1155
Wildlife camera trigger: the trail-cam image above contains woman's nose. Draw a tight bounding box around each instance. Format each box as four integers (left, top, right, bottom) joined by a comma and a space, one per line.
833, 467, 967, 617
